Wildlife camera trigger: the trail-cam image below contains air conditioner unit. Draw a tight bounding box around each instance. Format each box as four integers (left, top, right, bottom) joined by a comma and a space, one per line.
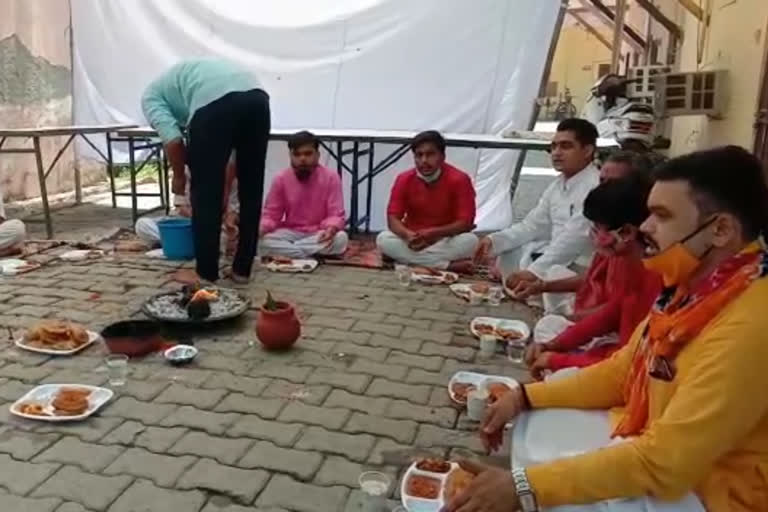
627, 65, 673, 100
653, 70, 727, 118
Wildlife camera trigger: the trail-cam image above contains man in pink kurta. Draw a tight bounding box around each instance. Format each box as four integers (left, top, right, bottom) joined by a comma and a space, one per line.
258, 131, 348, 258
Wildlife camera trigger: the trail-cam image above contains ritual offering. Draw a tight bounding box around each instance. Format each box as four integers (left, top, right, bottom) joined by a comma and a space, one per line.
11, 384, 114, 422
256, 291, 301, 350
16, 320, 99, 355
401, 458, 476, 511
143, 283, 249, 322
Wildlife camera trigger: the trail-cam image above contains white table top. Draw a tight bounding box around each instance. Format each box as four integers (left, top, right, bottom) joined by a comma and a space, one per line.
115, 127, 618, 150
0, 124, 137, 137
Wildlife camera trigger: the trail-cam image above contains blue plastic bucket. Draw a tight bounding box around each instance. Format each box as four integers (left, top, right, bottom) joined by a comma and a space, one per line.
157, 218, 194, 260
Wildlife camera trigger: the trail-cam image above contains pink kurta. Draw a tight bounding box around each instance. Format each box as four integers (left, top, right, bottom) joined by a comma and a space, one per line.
260, 165, 346, 234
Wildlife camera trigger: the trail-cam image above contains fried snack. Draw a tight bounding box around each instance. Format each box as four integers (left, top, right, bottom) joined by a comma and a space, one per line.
474, 323, 496, 335
412, 267, 441, 276
470, 283, 490, 294
451, 382, 476, 403
416, 458, 452, 473
444, 468, 475, 501
23, 320, 90, 351
51, 388, 91, 416
17, 402, 48, 416
487, 382, 513, 404
496, 328, 523, 341
406, 475, 441, 499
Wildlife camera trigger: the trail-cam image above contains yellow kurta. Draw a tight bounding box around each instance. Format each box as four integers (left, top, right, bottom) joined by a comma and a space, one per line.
525, 277, 768, 511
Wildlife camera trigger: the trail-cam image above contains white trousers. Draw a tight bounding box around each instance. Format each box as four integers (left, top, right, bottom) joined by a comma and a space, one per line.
512, 409, 705, 512
534, 314, 575, 344
496, 240, 546, 279
0, 219, 26, 250
259, 229, 348, 259
376, 231, 478, 269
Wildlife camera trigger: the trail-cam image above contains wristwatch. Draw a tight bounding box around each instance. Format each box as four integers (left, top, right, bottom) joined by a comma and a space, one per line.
512, 468, 540, 512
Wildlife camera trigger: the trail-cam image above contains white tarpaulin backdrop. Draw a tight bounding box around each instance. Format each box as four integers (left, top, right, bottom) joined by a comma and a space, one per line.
71, 0, 560, 230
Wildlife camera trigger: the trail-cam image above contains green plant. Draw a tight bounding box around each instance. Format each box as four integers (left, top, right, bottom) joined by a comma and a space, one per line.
263, 291, 281, 311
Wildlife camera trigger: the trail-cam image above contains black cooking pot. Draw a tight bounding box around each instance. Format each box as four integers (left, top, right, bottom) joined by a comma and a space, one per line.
101, 320, 164, 357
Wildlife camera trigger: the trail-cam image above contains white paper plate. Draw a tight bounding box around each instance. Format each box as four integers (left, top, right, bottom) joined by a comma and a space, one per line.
59, 249, 104, 262
144, 248, 166, 259
450, 283, 497, 301
447, 371, 519, 405
469, 317, 530, 342
15, 330, 100, 356
0, 259, 40, 275
10, 384, 114, 422
264, 259, 318, 273
410, 270, 458, 285
400, 460, 459, 512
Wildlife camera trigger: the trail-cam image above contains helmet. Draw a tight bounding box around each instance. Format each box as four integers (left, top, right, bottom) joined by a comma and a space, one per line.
597, 102, 655, 148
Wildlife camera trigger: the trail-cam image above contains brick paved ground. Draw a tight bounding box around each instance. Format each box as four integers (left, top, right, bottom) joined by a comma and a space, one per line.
0, 250, 536, 512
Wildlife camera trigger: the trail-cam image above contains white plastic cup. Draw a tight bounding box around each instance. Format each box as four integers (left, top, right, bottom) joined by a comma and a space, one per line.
394, 265, 411, 288
105, 354, 129, 386
467, 387, 489, 421
478, 335, 497, 360
468, 289, 484, 305
506, 339, 527, 364
488, 287, 503, 306
358, 471, 390, 512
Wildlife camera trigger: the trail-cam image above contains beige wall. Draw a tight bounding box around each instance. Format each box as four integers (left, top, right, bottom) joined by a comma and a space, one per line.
546, 23, 612, 115
666, 0, 768, 155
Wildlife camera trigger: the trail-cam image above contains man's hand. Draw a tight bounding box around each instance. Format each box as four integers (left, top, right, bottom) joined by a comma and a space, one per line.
479, 387, 525, 453
504, 270, 538, 294
524, 342, 544, 367
406, 231, 429, 251
417, 228, 443, 246
171, 171, 187, 195
512, 276, 545, 300
473, 237, 493, 264
442, 459, 519, 512
175, 206, 192, 218
317, 226, 339, 246
530, 351, 553, 381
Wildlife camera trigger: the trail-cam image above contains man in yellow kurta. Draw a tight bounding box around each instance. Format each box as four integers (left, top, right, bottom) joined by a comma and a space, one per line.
444, 146, 768, 512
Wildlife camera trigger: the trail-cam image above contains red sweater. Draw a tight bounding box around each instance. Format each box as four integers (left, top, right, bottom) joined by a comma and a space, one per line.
548, 255, 662, 370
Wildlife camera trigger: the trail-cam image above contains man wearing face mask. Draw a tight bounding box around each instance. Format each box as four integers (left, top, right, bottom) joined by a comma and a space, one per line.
524, 176, 661, 380
376, 130, 478, 269
444, 146, 768, 512
258, 131, 348, 258
474, 119, 599, 308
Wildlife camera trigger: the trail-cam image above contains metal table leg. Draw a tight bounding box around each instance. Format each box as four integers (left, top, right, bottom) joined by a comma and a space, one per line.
128, 137, 138, 225
33, 136, 54, 239
350, 141, 360, 233
106, 132, 117, 208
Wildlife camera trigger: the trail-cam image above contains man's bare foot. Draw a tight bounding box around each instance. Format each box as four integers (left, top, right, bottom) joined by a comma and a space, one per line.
172, 269, 203, 285
447, 259, 475, 275
223, 268, 250, 284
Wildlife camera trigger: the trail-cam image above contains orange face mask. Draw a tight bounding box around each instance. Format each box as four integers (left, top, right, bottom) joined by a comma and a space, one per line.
642, 218, 717, 287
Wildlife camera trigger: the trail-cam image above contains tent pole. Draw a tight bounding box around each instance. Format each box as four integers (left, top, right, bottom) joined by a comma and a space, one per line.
508, 0, 567, 206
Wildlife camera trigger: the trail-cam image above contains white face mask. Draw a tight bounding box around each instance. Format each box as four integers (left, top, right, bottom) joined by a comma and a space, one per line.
417, 167, 442, 184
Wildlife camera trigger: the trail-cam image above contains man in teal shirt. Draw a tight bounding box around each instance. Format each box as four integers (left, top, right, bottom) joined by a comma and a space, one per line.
142, 58, 270, 282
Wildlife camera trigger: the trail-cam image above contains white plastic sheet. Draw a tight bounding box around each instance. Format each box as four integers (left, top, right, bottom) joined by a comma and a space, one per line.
71, 0, 560, 230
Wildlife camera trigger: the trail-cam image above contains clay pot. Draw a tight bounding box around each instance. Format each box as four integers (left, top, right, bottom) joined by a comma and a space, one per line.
256, 301, 301, 350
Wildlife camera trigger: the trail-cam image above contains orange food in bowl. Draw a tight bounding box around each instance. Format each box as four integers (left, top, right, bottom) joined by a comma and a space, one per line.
407, 475, 441, 499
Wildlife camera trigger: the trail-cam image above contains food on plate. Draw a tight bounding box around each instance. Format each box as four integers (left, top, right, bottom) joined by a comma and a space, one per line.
470, 283, 490, 295
451, 382, 477, 403
496, 327, 523, 341
273, 256, 293, 265
474, 323, 496, 335
416, 458, 452, 473
17, 402, 48, 416
443, 273, 458, 284
302, 264, 312, 271
406, 475, 441, 499
486, 382, 514, 403
51, 387, 91, 416
23, 320, 90, 351
444, 468, 475, 501
412, 267, 441, 276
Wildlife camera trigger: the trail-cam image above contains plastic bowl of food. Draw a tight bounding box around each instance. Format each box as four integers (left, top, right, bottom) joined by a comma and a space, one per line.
101, 320, 164, 357
163, 344, 198, 366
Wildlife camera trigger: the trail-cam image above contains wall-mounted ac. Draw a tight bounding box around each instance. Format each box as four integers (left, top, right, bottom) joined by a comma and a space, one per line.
627, 65, 673, 101
653, 70, 727, 118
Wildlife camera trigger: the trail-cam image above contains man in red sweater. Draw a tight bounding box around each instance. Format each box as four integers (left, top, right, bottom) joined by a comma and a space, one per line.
377, 130, 477, 269
525, 176, 661, 379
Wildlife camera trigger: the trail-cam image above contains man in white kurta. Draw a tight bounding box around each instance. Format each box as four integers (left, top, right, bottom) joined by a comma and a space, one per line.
0, 190, 25, 256
475, 119, 600, 310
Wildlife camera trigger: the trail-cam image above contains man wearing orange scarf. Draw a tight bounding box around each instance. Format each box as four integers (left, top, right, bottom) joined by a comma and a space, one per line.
443, 146, 768, 512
